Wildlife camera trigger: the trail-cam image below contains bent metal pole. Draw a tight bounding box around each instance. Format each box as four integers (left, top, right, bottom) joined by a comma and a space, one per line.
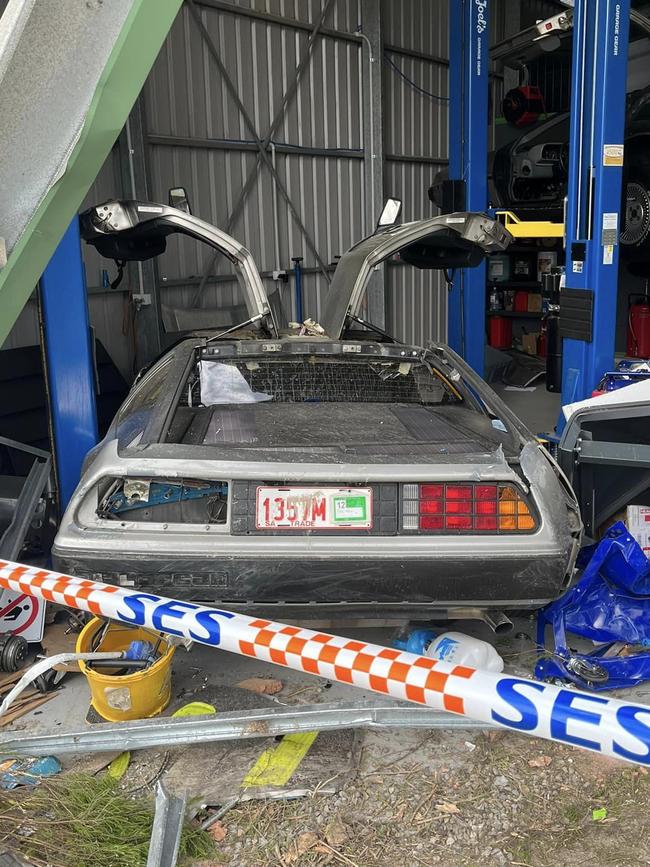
1, 559, 650, 766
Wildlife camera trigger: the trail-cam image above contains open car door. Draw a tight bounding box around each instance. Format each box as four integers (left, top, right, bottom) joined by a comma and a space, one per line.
320, 212, 511, 338
80, 199, 277, 335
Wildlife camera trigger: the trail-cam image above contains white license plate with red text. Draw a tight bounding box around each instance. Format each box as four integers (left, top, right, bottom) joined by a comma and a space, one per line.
255, 487, 373, 530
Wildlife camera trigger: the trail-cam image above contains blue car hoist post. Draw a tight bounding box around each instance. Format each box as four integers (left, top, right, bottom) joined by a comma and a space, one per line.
447, 0, 489, 377
562, 0, 631, 408
39, 0, 631, 510
447, 0, 631, 400
39, 218, 98, 511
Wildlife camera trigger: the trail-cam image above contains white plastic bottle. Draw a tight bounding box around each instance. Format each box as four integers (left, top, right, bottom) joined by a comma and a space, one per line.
425, 631, 504, 673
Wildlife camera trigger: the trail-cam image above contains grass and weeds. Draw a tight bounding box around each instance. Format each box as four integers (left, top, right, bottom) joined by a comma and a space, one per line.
0, 773, 216, 867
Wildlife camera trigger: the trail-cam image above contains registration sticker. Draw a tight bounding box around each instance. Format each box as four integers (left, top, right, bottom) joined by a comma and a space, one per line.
333, 496, 367, 522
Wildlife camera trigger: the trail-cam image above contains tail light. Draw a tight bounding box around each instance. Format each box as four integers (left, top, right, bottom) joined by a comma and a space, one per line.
402, 483, 537, 533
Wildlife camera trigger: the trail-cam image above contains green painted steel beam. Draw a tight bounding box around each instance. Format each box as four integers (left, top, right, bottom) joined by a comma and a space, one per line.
0, 0, 183, 346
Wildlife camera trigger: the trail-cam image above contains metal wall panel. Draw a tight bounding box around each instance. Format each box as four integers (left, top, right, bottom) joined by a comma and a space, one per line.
384, 158, 447, 345
381, 0, 447, 55
382, 0, 448, 345
143, 0, 365, 321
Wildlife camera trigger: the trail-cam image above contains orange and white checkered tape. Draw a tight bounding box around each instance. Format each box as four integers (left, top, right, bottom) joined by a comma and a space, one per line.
237, 618, 474, 713
2, 557, 650, 767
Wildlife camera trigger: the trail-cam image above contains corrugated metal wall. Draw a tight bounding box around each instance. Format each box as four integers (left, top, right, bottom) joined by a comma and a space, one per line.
143, 0, 454, 346
382, 0, 449, 345
2, 0, 530, 377
143, 0, 366, 329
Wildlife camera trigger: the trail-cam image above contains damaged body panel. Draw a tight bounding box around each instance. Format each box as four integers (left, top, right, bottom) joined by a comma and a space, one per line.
53, 200, 580, 620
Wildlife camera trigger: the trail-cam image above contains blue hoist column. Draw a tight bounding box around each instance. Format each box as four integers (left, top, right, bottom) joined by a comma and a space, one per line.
447, 0, 490, 376
39, 218, 98, 511
562, 0, 631, 405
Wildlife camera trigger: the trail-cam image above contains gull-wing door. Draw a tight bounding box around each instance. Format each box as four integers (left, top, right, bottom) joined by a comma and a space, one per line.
320, 212, 511, 339
80, 199, 276, 335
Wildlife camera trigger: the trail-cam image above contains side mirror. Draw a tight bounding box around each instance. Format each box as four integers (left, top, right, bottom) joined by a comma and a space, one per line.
168, 187, 192, 214
376, 197, 402, 232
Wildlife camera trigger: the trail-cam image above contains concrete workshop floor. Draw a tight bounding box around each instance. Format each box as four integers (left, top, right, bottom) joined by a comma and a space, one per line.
493, 382, 562, 435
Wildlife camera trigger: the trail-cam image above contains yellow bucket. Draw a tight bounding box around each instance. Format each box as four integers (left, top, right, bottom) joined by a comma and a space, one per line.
76, 619, 175, 722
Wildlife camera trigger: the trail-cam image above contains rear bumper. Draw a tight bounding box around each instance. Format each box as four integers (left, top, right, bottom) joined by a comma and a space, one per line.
51, 549, 572, 613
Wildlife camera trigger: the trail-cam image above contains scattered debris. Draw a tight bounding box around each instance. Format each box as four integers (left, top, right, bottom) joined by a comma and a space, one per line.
324, 817, 349, 847
0, 755, 61, 789
105, 751, 131, 780
284, 830, 319, 863
528, 755, 553, 768
0, 691, 55, 727
172, 701, 216, 718
592, 807, 608, 822
206, 820, 228, 843
243, 731, 319, 788
236, 677, 283, 696
426, 631, 505, 673
0, 652, 120, 718
435, 802, 461, 814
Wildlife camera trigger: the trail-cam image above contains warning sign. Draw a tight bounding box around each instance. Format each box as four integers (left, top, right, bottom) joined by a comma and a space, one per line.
603, 145, 624, 167
0, 591, 44, 642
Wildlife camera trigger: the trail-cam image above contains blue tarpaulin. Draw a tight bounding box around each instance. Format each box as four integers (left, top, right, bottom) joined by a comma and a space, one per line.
536, 522, 650, 690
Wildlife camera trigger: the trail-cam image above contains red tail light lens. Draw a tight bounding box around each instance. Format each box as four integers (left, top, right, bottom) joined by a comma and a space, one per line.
445, 515, 472, 530
420, 484, 443, 499
402, 483, 537, 534
445, 485, 473, 499
420, 515, 444, 530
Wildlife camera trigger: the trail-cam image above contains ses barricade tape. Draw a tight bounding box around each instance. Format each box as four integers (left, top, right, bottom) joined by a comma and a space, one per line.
2, 558, 650, 765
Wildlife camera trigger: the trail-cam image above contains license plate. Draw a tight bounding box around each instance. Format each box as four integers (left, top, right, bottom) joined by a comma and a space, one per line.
255, 487, 373, 530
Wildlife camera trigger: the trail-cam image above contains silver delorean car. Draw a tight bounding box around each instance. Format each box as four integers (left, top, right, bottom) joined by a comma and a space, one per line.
52, 197, 582, 627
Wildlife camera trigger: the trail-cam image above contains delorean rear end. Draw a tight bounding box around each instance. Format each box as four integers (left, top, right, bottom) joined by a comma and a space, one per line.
52, 198, 582, 624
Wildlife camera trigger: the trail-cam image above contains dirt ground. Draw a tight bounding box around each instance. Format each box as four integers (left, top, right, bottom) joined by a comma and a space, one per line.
196, 727, 650, 867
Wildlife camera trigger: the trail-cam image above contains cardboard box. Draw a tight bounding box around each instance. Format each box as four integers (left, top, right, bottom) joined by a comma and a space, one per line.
626, 505, 650, 555
528, 293, 543, 312
521, 332, 539, 355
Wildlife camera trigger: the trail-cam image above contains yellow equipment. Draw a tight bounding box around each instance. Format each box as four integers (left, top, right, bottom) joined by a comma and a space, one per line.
77, 619, 175, 722
495, 210, 564, 239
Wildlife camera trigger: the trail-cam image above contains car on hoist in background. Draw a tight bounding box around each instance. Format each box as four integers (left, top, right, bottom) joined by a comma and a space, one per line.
430, 86, 650, 275
52, 196, 582, 628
